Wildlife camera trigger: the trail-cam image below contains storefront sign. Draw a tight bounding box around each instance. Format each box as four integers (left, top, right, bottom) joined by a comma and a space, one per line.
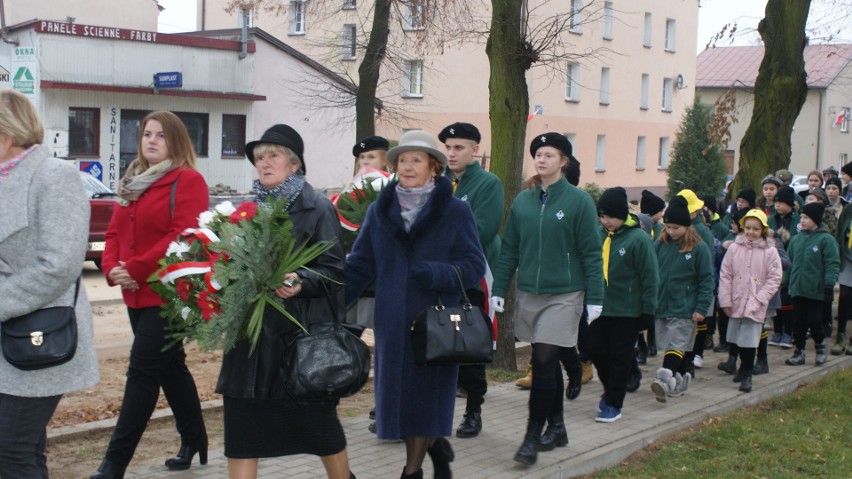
154, 72, 182, 89
11, 40, 38, 110
37, 21, 158, 43
80, 161, 103, 181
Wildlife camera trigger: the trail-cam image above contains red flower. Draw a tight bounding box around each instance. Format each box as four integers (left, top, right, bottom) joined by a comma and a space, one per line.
230, 202, 258, 223
197, 290, 220, 321
176, 278, 194, 301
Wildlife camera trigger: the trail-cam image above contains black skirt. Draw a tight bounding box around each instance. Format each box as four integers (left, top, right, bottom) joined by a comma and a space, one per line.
223, 395, 346, 458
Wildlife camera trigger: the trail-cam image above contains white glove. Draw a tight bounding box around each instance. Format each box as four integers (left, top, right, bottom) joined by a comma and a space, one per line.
491, 296, 505, 313
586, 305, 603, 324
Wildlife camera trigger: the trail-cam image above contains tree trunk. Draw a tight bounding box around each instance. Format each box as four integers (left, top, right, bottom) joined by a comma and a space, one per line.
734, 0, 810, 193
355, 0, 391, 141
486, 0, 529, 371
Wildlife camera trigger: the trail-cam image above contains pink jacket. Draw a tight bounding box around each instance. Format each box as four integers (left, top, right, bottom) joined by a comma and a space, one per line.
718, 235, 782, 323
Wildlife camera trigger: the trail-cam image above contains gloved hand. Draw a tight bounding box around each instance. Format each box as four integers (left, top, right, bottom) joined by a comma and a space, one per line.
409, 264, 433, 288
491, 296, 505, 313
586, 305, 603, 324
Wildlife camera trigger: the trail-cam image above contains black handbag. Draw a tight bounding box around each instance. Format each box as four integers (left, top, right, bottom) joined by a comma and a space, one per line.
282, 291, 371, 402
2, 278, 80, 371
410, 265, 493, 366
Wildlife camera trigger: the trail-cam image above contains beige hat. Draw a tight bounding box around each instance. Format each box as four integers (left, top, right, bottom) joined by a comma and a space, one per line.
386, 130, 447, 167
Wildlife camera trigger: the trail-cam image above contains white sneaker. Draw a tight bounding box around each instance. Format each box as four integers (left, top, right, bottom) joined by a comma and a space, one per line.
693, 355, 704, 368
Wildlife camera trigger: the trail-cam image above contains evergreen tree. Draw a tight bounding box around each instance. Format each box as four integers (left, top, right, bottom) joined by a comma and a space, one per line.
666, 96, 727, 200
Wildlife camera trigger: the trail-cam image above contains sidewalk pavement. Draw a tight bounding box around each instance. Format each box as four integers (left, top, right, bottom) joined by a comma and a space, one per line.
114, 341, 850, 479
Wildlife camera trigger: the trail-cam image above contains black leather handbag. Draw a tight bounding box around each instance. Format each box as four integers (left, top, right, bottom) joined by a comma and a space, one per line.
411, 265, 493, 366
2, 278, 80, 371
282, 292, 371, 402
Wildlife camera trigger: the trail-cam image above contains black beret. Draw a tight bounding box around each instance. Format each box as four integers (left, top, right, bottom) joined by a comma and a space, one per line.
352, 136, 389, 157
530, 132, 573, 159
438, 122, 481, 143
563, 156, 581, 186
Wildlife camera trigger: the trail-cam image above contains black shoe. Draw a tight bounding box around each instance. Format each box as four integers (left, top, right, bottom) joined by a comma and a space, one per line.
89, 460, 127, 479
427, 437, 454, 479
753, 357, 769, 375
713, 342, 730, 353
718, 354, 737, 374
369, 408, 375, 420
686, 363, 696, 379
626, 367, 642, 393
368, 421, 376, 433
165, 442, 208, 471
565, 364, 582, 400
704, 335, 715, 350
785, 349, 806, 366
637, 348, 648, 365
455, 411, 482, 438
815, 344, 828, 365
400, 468, 424, 479
733, 366, 744, 383
538, 413, 568, 451
739, 374, 752, 393
513, 420, 544, 465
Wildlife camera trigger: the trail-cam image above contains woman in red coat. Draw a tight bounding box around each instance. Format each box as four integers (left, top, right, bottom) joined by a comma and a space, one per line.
90, 111, 209, 479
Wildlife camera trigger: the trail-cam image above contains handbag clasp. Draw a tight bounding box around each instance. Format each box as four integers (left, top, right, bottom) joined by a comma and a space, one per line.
450, 314, 461, 331
30, 332, 44, 346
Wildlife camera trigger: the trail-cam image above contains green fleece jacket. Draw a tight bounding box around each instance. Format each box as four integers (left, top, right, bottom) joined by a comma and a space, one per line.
654, 238, 714, 318
835, 205, 852, 272
786, 226, 840, 300
492, 177, 604, 304
768, 210, 800, 248
447, 162, 504, 269
651, 221, 664, 241
600, 215, 660, 317
693, 215, 716, 253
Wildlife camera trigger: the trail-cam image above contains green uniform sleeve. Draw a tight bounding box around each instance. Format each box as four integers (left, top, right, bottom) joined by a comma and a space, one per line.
694, 242, 715, 316
823, 236, 840, 287
576, 192, 605, 304
492, 201, 520, 298
636, 234, 660, 315
470, 176, 504, 247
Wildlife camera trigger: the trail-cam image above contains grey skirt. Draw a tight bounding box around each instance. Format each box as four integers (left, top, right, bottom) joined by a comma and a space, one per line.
514, 290, 584, 347
726, 317, 763, 348
655, 317, 697, 352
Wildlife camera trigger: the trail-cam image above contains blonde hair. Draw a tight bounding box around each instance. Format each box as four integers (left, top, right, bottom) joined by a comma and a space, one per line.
353, 149, 388, 175
0, 89, 44, 147
524, 152, 570, 190
658, 225, 702, 254
253, 143, 302, 170
136, 111, 197, 171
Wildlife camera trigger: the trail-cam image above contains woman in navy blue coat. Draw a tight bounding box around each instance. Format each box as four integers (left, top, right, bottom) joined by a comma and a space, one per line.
346, 130, 485, 479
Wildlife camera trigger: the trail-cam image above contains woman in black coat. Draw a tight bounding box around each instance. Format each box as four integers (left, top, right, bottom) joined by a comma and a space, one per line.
216, 125, 353, 479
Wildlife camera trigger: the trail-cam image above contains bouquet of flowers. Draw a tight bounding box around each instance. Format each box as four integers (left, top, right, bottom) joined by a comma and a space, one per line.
332, 166, 392, 251
150, 198, 335, 355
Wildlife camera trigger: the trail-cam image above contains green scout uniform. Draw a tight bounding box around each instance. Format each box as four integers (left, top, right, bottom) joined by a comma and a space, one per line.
447, 162, 503, 269
786, 227, 840, 300
654, 239, 714, 319
600, 214, 659, 317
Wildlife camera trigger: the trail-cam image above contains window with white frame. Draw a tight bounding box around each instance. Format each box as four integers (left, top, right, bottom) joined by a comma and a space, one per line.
343, 0, 356, 9
595, 135, 606, 171
342, 24, 357, 60
403, 60, 423, 97
840, 153, 848, 165
841, 107, 850, 133
659, 137, 670, 168
665, 18, 676, 52
403, 0, 426, 30
566, 62, 581, 102
643, 12, 652, 48
662, 77, 673, 112
289, 1, 305, 34
569, 0, 583, 33
599, 67, 610, 105
603, 1, 613, 40
636, 136, 646, 170
640, 73, 649, 110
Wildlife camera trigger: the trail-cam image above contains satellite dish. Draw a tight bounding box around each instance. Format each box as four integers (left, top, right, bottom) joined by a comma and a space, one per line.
676, 74, 685, 89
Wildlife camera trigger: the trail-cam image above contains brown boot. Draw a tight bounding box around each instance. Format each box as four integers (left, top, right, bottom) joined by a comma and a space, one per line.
516, 364, 533, 389
581, 360, 594, 384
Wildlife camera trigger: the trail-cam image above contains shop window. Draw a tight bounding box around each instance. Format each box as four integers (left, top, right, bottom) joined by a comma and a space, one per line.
69, 107, 100, 157
176, 112, 209, 157
222, 115, 246, 158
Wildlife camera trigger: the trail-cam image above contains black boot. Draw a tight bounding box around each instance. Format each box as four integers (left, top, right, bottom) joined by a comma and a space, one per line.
455, 410, 482, 438
815, 343, 828, 365
164, 442, 208, 471
565, 364, 582, 400
399, 468, 424, 479
739, 374, 752, 393
427, 437, 454, 479
513, 420, 545, 465
89, 460, 127, 479
718, 353, 738, 374
785, 349, 806, 365
753, 356, 769, 375
733, 365, 744, 383
637, 335, 648, 365
626, 362, 642, 393
647, 331, 657, 357
538, 413, 568, 451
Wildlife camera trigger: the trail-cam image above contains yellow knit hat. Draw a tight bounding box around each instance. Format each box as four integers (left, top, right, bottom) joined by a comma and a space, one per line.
739, 208, 769, 231
677, 189, 704, 213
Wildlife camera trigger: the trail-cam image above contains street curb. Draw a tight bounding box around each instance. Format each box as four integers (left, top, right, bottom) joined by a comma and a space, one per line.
88, 298, 126, 308
526, 355, 852, 479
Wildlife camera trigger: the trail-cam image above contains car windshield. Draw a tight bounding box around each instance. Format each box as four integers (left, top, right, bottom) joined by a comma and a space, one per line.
78, 172, 117, 198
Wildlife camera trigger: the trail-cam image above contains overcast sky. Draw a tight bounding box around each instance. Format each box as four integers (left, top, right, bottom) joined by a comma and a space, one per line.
156, 0, 850, 54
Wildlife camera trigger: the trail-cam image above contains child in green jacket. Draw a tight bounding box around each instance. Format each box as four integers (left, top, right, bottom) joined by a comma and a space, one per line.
651, 196, 715, 403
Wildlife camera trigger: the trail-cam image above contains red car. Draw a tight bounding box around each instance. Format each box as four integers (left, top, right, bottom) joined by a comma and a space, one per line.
78, 172, 118, 269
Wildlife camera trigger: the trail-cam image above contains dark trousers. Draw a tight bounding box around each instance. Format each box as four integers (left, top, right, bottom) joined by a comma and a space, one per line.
0, 393, 62, 479
458, 289, 488, 413
588, 316, 638, 409
792, 297, 827, 350
716, 306, 730, 346
838, 285, 852, 336
104, 306, 206, 467
823, 293, 834, 338
577, 311, 590, 361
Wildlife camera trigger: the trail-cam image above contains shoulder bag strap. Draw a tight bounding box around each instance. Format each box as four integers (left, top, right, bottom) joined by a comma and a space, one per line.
451, 264, 472, 306
169, 176, 179, 220
72, 276, 81, 307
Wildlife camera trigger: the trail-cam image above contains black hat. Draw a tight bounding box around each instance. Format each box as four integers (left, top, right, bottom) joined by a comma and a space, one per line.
762, 175, 782, 188
842, 162, 852, 177
736, 188, 757, 208
597, 187, 629, 221
826, 177, 843, 190
530, 132, 573, 159
352, 136, 389, 157
823, 166, 839, 176
801, 202, 825, 224
438, 122, 481, 143
663, 195, 692, 227
775, 185, 796, 207
640, 190, 666, 215
563, 156, 581, 186
730, 206, 746, 229
700, 194, 717, 214
245, 124, 305, 172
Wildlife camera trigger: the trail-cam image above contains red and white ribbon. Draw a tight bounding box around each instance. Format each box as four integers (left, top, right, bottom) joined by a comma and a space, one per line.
157, 261, 212, 284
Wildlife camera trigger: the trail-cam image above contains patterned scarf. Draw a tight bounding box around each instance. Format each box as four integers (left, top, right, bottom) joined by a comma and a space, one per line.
396, 180, 436, 232
253, 172, 306, 207
117, 159, 178, 206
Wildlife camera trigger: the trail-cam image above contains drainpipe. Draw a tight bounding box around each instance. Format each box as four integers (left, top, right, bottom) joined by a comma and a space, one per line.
239, 13, 247, 59
816, 89, 824, 169
0, 0, 20, 46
